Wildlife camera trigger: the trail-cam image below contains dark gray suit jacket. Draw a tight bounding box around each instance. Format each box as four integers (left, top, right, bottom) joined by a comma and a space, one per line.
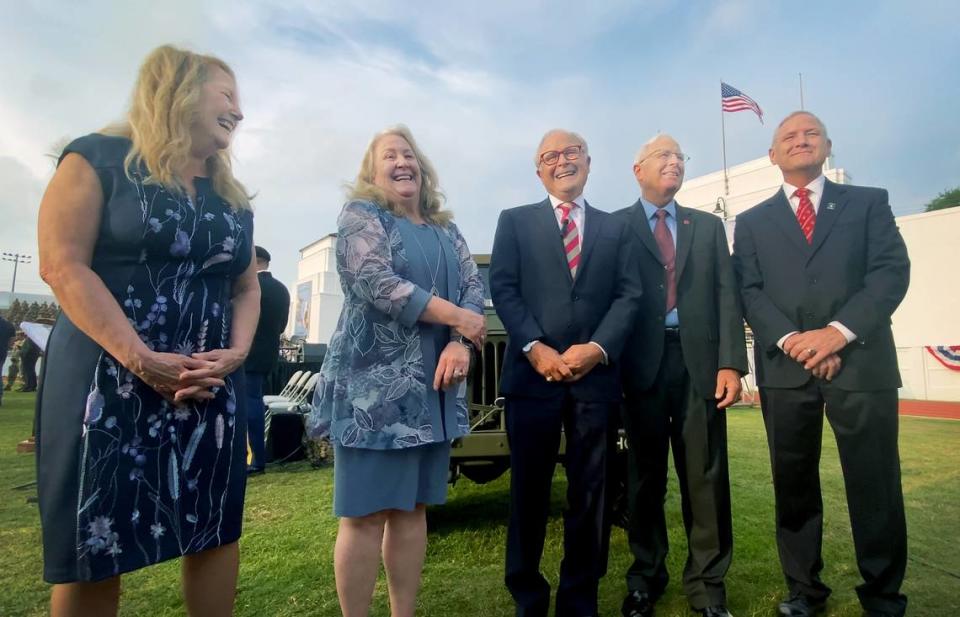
490, 199, 643, 402
616, 201, 748, 398
732, 179, 910, 390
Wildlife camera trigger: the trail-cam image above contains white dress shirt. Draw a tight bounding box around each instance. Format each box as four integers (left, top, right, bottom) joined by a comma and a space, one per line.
548, 194, 585, 241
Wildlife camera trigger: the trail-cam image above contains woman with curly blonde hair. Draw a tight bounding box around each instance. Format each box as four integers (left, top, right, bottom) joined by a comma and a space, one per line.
36, 44, 259, 616
307, 125, 486, 617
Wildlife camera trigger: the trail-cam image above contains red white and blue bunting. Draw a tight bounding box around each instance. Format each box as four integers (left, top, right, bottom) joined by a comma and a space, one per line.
925, 346, 960, 371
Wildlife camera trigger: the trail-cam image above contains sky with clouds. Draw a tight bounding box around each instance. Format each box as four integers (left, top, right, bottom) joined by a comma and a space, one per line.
2, 0, 958, 295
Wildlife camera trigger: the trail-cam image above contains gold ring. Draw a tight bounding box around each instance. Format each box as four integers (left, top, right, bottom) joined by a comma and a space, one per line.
807, 348, 817, 356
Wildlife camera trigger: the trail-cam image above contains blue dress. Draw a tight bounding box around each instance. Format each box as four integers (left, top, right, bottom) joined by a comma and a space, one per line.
36, 134, 253, 583
332, 217, 460, 517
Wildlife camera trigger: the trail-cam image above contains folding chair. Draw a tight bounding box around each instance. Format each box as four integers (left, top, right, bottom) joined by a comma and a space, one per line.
263, 371, 311, 405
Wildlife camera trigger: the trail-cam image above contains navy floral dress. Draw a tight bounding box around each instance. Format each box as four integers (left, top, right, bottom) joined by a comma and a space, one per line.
36, 133, 252, 583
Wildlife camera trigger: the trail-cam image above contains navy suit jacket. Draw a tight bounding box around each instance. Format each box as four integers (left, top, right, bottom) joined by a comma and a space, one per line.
732, 179, 910, 390
489, 198, 643, 402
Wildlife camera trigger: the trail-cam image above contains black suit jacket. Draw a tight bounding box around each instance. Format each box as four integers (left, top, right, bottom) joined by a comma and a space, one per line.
732, 180, 910, 390
489, 199, 643, 402
616, 201, 748, 398
245, 271, 291, 374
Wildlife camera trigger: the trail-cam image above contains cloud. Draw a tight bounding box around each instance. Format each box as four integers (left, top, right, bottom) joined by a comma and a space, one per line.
0, 157, 45, 293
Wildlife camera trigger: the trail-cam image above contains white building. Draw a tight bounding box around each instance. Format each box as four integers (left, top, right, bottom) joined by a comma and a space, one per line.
292, 158, 960, 401
286, 234, 343, 346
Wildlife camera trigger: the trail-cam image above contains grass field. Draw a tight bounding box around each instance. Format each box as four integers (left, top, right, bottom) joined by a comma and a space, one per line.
1, 391, 958, 616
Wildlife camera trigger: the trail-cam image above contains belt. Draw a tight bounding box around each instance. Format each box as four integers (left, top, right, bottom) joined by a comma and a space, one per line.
664, 327, 680, 340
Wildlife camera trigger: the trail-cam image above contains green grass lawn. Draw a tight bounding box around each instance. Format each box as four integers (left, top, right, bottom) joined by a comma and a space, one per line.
1, 391, 958, 616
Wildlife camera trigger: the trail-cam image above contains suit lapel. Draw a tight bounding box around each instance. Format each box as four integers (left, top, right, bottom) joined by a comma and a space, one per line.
534, 199, 573, 286
808, 179, 846, 259
627, 199, 665, 265
674, 204, 694, 282
767, 189, 812, 256
576, 202, 601, 283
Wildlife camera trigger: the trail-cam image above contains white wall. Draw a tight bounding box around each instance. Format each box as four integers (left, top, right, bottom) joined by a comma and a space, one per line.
892, 207, 960, 401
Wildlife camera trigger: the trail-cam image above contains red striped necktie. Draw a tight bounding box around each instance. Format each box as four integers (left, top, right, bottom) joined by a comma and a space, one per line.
794, 187, 816, 244
653, 209, 677, 312
557, 202, 580, 278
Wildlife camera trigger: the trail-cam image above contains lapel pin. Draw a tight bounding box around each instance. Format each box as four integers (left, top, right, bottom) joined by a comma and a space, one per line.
826, 202, 836, 210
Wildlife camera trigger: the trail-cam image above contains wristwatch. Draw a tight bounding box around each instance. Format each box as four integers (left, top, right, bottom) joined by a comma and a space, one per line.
455, 335, 475, 351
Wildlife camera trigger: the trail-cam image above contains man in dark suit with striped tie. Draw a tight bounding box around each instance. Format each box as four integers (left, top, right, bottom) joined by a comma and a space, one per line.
733, 111, 910, 617
490, 129, 643, 617
616, 134, 747, 617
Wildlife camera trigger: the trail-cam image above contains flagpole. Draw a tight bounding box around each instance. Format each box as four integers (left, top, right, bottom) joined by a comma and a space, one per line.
799, 72, 805, 110
720, 81, 729, 196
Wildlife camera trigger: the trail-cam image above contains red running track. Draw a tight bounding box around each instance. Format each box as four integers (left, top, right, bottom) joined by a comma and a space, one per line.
899, 399, 960, 420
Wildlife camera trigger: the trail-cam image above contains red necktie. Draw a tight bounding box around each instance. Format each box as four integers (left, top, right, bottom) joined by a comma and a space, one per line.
794, 187, 816, 244
557, 202, 580, 278
653, 209, 676, 313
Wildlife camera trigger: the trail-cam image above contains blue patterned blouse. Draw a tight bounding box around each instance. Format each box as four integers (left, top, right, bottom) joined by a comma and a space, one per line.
306, 200, 485, 450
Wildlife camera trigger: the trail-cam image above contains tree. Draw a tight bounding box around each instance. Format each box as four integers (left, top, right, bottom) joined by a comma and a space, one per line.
924, 187, 960, 212
6, 299, 25, 325
24, 302, 40, 322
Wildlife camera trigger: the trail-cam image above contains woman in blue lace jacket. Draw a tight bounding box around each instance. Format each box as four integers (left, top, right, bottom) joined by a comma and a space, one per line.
307, 125, 485, 616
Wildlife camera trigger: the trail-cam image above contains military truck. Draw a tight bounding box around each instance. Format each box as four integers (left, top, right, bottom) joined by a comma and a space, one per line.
447, 254, 517, 484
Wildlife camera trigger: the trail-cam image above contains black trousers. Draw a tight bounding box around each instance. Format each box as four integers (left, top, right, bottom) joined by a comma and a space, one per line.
21, 350, 39, 391
504, 393, 618, 617
621, 336, 732, 609
760, 381, 907, 616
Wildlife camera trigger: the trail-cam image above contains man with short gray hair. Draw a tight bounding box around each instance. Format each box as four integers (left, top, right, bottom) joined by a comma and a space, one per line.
733, 111, 909, 617
491, 129, 643, 617
616, 134, 747, 617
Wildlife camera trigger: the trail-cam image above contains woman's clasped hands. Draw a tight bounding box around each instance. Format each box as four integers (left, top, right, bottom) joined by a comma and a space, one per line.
130, 347, 247, 403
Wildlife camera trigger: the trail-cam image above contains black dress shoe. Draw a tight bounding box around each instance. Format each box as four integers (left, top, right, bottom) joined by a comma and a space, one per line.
778, 594, 826, 617
622, 590, 655, 617
246, 466, 265, 476
696, 606, 732, 617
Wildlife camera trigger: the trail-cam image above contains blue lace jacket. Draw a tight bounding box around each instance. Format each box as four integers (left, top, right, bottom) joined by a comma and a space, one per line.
306, 200, 485, 450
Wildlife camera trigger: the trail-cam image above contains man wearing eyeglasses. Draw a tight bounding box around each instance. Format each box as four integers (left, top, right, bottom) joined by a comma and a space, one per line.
490, 129, 643, 617
616, 134, 747, 617
733, 111, 909, 617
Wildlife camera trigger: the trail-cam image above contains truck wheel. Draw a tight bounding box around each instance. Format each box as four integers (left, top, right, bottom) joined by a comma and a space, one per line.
459, 461, 510, 484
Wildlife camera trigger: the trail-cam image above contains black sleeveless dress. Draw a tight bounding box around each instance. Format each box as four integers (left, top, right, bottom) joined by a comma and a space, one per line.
36, 133, 252, 583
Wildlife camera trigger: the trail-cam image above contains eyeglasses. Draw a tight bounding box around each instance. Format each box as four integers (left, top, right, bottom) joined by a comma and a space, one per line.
539, 145, 583, 166
639, 149, 690, 164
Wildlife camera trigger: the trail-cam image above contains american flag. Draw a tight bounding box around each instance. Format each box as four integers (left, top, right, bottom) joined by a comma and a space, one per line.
721, 82, 763, 123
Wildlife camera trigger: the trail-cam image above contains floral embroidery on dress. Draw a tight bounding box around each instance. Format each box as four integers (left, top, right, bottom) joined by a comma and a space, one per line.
70, 151, 252, 579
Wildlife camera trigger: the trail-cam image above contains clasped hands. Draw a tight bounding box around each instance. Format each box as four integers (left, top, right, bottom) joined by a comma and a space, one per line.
782, 326, 847, 380
526, 342, 603, 383
131, 348, 247, 404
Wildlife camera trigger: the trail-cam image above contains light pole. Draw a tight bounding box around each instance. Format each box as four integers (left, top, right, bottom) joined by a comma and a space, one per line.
2, 251, 33, 301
